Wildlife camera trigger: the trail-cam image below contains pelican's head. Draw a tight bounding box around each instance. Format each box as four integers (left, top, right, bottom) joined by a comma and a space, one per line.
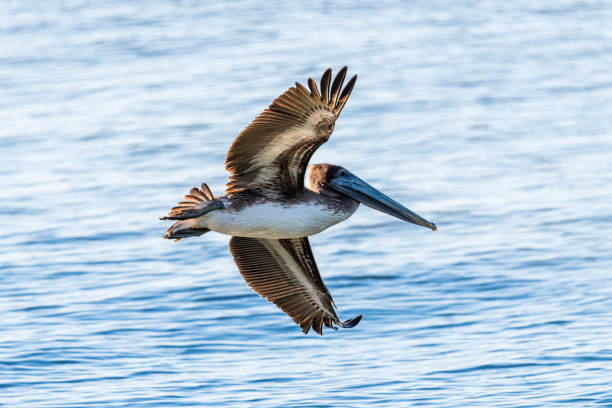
308, 164, 437, 231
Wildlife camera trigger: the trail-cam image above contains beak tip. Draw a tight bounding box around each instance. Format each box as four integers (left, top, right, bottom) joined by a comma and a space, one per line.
431, 223, 437, 232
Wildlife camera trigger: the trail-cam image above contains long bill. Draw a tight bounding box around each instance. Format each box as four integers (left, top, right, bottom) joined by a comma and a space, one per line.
329, 174, 437, 231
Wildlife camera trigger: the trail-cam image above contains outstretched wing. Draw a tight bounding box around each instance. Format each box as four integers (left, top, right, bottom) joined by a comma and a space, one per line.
224, 67, 357, 196
229, 236, 361, 335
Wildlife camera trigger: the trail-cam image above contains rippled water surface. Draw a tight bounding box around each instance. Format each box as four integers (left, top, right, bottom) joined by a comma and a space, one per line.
2, 1, 612, 406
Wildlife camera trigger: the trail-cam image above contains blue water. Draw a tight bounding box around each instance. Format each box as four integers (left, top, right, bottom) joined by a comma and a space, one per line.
2, 1, 612, 406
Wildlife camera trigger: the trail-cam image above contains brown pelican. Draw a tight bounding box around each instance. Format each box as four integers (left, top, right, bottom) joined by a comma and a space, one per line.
161, 67, 436, 335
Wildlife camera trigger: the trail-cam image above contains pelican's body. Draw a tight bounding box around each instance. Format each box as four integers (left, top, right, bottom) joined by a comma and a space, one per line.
162, 67, 436, 335
203, 193, 357, 239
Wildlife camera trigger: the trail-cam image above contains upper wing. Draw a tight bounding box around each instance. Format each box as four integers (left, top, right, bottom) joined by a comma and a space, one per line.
229, 236, 361, 335
224, 67, 357, 195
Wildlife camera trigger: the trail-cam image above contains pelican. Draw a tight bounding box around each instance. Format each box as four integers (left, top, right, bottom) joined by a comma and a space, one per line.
161, 67, 436, 335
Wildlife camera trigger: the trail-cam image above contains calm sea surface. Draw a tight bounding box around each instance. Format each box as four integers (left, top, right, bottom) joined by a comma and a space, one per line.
2, 1, 612, 407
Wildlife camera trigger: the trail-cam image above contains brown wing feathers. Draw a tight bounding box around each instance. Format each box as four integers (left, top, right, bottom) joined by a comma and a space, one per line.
229, 237, 345, 335
224, 67, 357, 195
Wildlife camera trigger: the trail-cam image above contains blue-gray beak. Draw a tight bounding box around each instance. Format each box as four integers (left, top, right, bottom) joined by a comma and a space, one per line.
329, 172, 437, 231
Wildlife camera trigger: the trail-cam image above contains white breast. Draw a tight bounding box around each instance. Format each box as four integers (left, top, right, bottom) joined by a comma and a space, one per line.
201, 201, 354, 239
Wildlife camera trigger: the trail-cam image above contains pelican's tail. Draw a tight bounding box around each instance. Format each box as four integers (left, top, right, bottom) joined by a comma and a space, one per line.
160, 183, 224, 242
160, 183, 223, 221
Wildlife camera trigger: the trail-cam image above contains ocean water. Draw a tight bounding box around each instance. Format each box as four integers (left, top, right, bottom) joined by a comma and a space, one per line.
2, 1, 612, 406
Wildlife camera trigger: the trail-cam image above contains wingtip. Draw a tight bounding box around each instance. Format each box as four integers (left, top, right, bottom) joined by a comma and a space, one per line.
339, 314, 362, 329
334, 71, 357, 116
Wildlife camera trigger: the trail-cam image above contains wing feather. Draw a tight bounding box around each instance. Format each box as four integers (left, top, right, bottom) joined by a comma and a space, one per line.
307, 77, 321, 100
229, 236, 344, 335
336, 74, 357, 116
320, 68, 331, 103
330, 67, 346, 105
224, 67, 357, 195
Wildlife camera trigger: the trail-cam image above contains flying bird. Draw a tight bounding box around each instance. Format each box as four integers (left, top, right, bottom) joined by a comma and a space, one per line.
161, 67, 436, 335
